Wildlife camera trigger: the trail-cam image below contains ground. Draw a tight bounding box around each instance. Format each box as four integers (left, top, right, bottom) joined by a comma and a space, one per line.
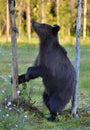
0, 41, 90, 130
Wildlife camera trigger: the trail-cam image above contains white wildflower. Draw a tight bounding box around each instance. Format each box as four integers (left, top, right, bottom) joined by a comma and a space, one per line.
8, 74, 11, 78
9, 107, 12, 110
15, 124, 18, 127
8, 64, 11, 66
5, 106, 8, 109
17, 90, 20, 95
7, 101, 12, 107
24, 115, 27, 118
20, 107, 23, 111
1, 90, 5, 94
13, 104, 16, 107
11, 129, 14, 130
5, 97, 8, 101
6, 114, 9, 117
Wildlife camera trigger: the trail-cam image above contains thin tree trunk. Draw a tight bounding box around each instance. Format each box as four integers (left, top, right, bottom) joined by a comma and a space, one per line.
56, 0, 60, 25
83, 0, 87, 39
41, 0, 45, 23
71, 0, 82, 114
6, 0, 10, 42
18, 0, 22, 39
26, 1, 31, 41
8, 0, 19, 99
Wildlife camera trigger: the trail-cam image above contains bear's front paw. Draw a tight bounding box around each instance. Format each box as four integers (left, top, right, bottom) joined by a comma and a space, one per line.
11, 74, 26, 85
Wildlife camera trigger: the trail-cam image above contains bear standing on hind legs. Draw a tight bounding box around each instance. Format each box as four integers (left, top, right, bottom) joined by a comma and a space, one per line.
17, 21, 76, 121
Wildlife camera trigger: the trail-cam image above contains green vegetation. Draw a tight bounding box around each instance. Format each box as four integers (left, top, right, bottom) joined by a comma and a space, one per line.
0, 41, 90, 130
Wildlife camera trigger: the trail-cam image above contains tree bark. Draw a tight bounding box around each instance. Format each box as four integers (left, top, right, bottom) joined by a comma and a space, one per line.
83, 0, 87, 39
26, 1, 31, 41
8, 0, 19, 99
6, 0, 10, 42
71, 0, 82, 114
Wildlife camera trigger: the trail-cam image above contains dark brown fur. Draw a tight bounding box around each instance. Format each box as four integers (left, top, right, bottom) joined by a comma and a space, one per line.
17, 21, 76, 121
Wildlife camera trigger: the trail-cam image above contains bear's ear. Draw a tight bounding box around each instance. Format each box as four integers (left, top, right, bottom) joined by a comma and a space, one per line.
52, 25, 60, 34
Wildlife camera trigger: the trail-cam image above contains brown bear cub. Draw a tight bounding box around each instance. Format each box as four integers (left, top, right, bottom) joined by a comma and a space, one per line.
17, 21, 76, 121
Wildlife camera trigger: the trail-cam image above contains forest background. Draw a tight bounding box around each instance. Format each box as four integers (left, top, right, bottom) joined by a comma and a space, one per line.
0, 0, 89, 43
0, 0, 90, 129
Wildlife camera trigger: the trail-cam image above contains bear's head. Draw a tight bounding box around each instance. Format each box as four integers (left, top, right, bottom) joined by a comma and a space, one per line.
32, 20, 60, 41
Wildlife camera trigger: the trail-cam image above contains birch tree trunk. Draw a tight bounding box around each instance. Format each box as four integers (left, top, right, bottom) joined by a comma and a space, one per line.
71, 0, 82, 114
26, 1, 31, 41
8, 0, 19, 99
83, 0, 87, 39
6, 0, 10, 42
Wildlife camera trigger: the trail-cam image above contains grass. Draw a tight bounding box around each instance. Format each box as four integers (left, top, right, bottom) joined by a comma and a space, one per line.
0, 41, 90, 130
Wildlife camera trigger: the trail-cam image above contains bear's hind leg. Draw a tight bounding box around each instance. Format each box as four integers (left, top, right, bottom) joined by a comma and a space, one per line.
47, 95, 61, 121
43, 91, 50, 109
43, 92, 61, 121
43, 92, 56, 121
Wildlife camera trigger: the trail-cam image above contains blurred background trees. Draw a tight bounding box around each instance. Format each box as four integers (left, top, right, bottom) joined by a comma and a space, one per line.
0, 0, 89, 42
